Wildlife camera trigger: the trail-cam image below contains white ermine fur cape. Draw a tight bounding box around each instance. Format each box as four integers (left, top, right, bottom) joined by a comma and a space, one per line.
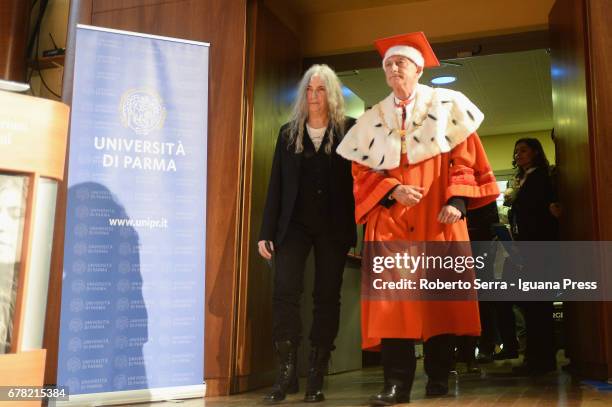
337, 83, 484, 169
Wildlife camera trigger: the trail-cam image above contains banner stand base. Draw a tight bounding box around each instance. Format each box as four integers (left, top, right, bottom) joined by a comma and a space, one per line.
56, 384, 206, 406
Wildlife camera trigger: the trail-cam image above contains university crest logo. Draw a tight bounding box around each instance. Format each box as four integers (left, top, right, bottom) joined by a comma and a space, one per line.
119, 89, 166, 135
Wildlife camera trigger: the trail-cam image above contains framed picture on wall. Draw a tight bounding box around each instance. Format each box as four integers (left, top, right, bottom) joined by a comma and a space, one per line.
0, 173, 28, 353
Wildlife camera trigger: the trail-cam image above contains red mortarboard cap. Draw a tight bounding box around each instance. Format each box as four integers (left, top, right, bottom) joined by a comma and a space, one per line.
374, 31, 440, 68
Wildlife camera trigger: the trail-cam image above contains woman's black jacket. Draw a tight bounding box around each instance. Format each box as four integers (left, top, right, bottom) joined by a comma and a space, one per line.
259, 118, 357, 247
511, 166, 559, 241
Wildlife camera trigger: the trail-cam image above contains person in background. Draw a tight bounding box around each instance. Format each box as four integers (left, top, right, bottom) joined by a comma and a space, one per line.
492, 258, 521, 361
258, 64, 356, 403
337, 32, 499, 405
508, 137, 558, 375
494, 178, 524, 362
457, 200, 501, 369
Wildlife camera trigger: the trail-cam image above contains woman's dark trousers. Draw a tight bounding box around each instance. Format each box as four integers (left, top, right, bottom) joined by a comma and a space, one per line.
268, 224, 348, 402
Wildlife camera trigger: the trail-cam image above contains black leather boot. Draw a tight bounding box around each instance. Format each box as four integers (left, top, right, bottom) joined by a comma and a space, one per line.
304, 346, 331, 402
263, 340, 299, 403
369, 367, 413, 405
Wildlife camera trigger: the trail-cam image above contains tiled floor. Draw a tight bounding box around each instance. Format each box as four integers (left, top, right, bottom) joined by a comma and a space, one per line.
119, 360, 611, 406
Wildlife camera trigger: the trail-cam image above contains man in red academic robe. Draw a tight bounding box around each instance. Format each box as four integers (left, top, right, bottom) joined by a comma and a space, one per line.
337, 32, 499, 405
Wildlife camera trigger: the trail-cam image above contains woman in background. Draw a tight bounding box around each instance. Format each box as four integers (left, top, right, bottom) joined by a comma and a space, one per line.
258, 65, 356, 403
509, 138, 558, 375
510, 138, 558, 242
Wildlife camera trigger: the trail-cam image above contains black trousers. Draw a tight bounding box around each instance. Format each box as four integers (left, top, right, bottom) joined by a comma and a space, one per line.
471, 241, 498, 354
272, 223, 349, 348
519, 249, 556, 369
521, 301, 556, 369
477, 302, 498, 354
455, 336, 477, 363
495, 301, 519, 352
381, 335, 454, 383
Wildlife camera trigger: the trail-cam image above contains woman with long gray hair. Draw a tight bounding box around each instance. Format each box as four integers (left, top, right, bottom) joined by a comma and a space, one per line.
258, 64, 356, 403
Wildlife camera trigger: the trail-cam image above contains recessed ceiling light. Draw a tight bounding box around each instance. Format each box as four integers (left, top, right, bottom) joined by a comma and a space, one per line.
431, 76, 456, 85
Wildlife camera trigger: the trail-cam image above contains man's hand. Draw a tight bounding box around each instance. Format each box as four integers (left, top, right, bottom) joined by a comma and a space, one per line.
391, 185, 424, 207
258, 240, 274, 260
437, 205, 462, 224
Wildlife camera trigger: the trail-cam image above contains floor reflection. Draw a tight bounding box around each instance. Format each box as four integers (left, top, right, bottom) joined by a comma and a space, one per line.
118, 357, 612, 407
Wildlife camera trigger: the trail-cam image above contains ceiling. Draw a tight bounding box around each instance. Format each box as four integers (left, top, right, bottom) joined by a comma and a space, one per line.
339, 49, 553, 136
273, 0, 428, 15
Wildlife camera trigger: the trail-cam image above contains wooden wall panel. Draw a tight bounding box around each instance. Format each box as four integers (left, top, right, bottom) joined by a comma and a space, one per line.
585, 0, 612, 379
233, 1, 302, 392
549, 0, 594, 241
549, 0, 612, 380
44, 0, 93, 386
549, 0, 596, 377
587, 0, 612, 239
0, 0, 30, 81
92, 0, 184, 13
45, 0, 248, 396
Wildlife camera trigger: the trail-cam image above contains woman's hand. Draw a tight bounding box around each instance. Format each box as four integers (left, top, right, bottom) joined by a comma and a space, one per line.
437, 205, 462, 224
391, 185, 424, 207
549, 202, 562, 218
258, 240, 274, 259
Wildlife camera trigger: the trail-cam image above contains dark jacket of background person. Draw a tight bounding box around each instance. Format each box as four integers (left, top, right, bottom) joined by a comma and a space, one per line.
259, 118, 357, 247
467, 201, 500, 241
508, 166, 558, 374
510, 167, 558, 241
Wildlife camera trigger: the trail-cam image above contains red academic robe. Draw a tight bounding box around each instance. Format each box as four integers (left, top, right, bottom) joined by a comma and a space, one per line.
353, 132, 499, 350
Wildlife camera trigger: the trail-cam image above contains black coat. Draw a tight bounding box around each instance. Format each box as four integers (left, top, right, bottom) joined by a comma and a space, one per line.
259, 118, 357, 247
467, 201, 500, 241
511, 167, 558, 241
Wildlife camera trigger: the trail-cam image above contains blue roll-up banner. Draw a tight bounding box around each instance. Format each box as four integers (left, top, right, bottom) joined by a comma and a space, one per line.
58, 25, 208, 404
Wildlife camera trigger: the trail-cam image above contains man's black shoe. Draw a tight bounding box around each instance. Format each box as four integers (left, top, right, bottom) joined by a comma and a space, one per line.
369, 384, 410, 405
